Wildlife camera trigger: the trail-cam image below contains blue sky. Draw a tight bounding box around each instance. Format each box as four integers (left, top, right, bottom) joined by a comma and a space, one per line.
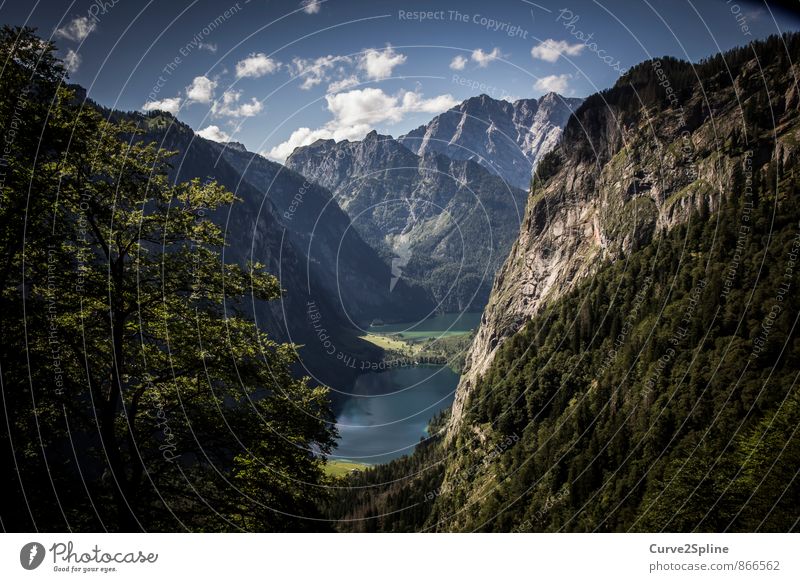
5, 0, 800, 160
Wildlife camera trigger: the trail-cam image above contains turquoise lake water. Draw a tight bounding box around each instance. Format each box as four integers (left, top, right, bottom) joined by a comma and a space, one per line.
334, 364, 459, 464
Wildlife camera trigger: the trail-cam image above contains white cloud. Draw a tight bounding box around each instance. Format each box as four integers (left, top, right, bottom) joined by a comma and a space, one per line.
301, 0, 321, 14
398, 91, 460, 115
185, 76, 217, 104
449, 55, 468, 71
534, 74, 569, 94
471, 47, 502, 68
64, 49, 81, 73
289, 55, 352, 90
359, 47, 406, 80
327, 75, 359, 93
264, 127, 348, 162
325, 88, 401, 126
265, 88, 457, 161
199, 42, 217, 53
211, 90, 263, 117
235, 53, 280, 78
197, 125, 231, 142
288, 48, 405, 91
142, 97, 181, 115
55, 16, 95, 41
531, 39, 585, 63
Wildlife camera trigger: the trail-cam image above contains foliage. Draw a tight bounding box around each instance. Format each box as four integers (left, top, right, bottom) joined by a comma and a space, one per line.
0, 27, 336, 532
326, 411, 449, 532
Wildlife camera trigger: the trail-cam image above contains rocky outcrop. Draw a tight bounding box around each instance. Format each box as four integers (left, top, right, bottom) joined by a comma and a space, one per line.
399, 92, 583, 189
451, 52, 800, 429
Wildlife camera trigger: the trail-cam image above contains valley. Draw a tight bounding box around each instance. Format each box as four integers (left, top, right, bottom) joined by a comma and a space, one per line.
280, 96, 580, 464
3, 10, 799, 539
328, 33, 800, 533
332, 312, 480, 465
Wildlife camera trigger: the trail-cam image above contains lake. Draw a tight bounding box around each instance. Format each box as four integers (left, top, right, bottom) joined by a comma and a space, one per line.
334, 364, 459, 464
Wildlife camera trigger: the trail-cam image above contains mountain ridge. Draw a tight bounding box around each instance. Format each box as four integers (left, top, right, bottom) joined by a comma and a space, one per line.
398, 92, 583, 189
328, 32, 800, 533
285, 129, 529, 312
118, 110, 427, 402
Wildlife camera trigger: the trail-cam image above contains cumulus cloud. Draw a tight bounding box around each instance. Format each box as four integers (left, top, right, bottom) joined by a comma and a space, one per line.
359, 47, 406, 80
449, 55, 468, 71
534, 74, 569, 94
327, 75, 359, 93
287, 47, 406, 90
55, 16, 95, 41
197, 125, 231, 142
289, 55, 352, 90
63, 49, 81, 73
199, 42, 217, 53
142, 97, 181, 115
185, 76, 217, 103
531, 39, 585, 63
301, 0, 321, 14
471, 47, 502, 68
397, 91, 460, 115
235, 53, 280, 78
211, 90, 263, 117
325, 88, 400, 126
265, 88, 457, 161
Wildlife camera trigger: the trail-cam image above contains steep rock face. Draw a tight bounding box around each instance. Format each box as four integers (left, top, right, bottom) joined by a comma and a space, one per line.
398, 92, 583, 189
286, 131, 528, 312
451, 52, 800, 429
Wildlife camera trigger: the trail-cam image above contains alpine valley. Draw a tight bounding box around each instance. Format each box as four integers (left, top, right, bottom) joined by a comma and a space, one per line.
1, 16, 799, 536
328, 33, 800, 532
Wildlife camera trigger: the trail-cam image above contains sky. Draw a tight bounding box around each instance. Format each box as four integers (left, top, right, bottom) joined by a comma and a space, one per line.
4, 0, 800, 161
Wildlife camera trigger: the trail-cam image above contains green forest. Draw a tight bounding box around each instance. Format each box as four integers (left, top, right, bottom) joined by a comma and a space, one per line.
331, 149, 800, 532
0, 27, 337, 532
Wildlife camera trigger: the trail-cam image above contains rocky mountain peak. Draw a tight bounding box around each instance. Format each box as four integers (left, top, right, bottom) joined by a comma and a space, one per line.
286, 129, 529, 311
224, 141, 248, 153
398, 92, 583, 188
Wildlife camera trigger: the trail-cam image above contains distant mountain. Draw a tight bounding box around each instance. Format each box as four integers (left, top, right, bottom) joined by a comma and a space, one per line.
205, 137, 431, 323
398, 92, 583, 189
286, 131, 528, 312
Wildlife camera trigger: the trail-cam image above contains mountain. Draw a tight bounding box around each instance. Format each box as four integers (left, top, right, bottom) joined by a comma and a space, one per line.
205, 137, 432, 323
398, 92, 583, 189
329, 33, 800, 532
127, 113, 431, 400
451, 46, 800, 426
285, 131, 529, 312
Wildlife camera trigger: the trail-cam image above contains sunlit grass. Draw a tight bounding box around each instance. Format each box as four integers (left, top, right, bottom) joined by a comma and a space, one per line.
325, 459, 370, 478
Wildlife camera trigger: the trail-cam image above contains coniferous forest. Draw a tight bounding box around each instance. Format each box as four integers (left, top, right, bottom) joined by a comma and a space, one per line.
329, 31, 800, 533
